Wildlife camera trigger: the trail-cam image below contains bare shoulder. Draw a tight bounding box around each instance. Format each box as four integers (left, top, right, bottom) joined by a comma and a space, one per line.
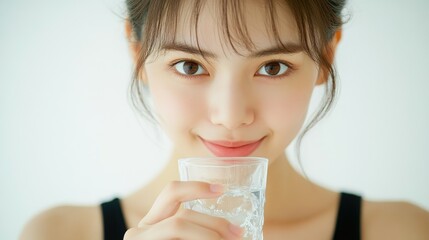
362, 199, 429, 240
19, 204, 102, 240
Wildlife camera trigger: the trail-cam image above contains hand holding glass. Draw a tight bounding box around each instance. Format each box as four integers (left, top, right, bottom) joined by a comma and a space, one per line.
178, 157, 268, 240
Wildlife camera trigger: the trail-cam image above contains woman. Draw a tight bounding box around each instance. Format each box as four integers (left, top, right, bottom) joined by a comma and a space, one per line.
20, 0, 429, 239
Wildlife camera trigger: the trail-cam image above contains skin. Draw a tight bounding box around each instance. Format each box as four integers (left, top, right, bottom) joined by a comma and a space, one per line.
20, 1, 429, 240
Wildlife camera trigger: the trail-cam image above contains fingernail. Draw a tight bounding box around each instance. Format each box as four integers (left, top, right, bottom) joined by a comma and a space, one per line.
229, 224, 243, 237
209, 184, 224, 193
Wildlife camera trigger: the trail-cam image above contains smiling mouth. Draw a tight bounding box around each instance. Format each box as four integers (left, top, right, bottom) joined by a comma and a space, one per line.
199, 137, 265, 157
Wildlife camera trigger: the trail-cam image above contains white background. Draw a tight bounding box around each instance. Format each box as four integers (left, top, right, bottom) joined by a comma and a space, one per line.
1, 0, 428, 239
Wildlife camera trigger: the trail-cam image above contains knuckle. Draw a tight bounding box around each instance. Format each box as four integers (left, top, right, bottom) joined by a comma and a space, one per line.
165, 181, 181, 192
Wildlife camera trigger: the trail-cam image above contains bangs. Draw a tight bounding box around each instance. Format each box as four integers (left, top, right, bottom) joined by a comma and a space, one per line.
135, 0, 312, 61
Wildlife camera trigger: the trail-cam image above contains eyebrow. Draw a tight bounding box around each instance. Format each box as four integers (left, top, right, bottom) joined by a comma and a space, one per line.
161, 42, 303, 58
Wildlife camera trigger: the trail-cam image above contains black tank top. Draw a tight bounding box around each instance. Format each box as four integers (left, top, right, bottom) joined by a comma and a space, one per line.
100, 192, 362, 240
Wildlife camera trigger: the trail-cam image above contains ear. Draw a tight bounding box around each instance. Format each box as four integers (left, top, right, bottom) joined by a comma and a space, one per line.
125, 20, 148, 84
315, 29, 342, 85
125, 19, 141, 65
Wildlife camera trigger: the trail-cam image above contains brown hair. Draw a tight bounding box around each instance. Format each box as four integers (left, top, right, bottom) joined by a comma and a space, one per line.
125, 0, 347, 166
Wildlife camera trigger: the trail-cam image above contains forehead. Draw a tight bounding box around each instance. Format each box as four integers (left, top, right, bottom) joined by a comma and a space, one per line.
173, 0, 300, 56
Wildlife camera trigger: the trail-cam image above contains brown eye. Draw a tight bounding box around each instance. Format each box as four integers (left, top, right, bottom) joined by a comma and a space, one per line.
174, 61, 206, 75
265, 62, 280, 75
257, 62, 289, 76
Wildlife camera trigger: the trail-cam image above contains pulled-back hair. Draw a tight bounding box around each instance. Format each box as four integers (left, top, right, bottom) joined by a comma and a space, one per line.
125, 0, 347, 165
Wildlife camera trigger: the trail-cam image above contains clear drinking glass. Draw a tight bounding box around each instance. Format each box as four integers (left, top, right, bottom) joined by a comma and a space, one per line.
178, 157, 268, 240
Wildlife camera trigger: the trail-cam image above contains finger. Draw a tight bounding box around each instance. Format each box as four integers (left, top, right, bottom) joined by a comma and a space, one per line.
123, 227, 140, 240
176, 209, 244, 239
125, 218, 225, 240
139, 181, 223, 226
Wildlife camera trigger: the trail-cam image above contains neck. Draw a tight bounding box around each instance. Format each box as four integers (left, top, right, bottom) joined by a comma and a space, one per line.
264, 153, 338, 222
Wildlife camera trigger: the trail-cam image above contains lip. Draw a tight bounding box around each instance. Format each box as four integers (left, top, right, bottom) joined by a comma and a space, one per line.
200, 137, 265, 157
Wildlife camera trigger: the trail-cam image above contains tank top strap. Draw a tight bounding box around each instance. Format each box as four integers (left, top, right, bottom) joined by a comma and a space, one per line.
332, 192, 362, 240
101, 198, 128, 240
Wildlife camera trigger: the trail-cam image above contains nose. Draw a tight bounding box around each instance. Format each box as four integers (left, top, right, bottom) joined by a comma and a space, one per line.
208, 74, 255, 130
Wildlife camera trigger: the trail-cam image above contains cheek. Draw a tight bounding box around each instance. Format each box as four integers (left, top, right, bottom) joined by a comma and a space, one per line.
148, 81, 204, 134
259, 68, 318, 138
261, 89, 312, 136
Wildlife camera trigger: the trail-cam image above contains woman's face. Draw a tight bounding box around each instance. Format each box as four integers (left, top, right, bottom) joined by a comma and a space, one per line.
142, 1, 322, 164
